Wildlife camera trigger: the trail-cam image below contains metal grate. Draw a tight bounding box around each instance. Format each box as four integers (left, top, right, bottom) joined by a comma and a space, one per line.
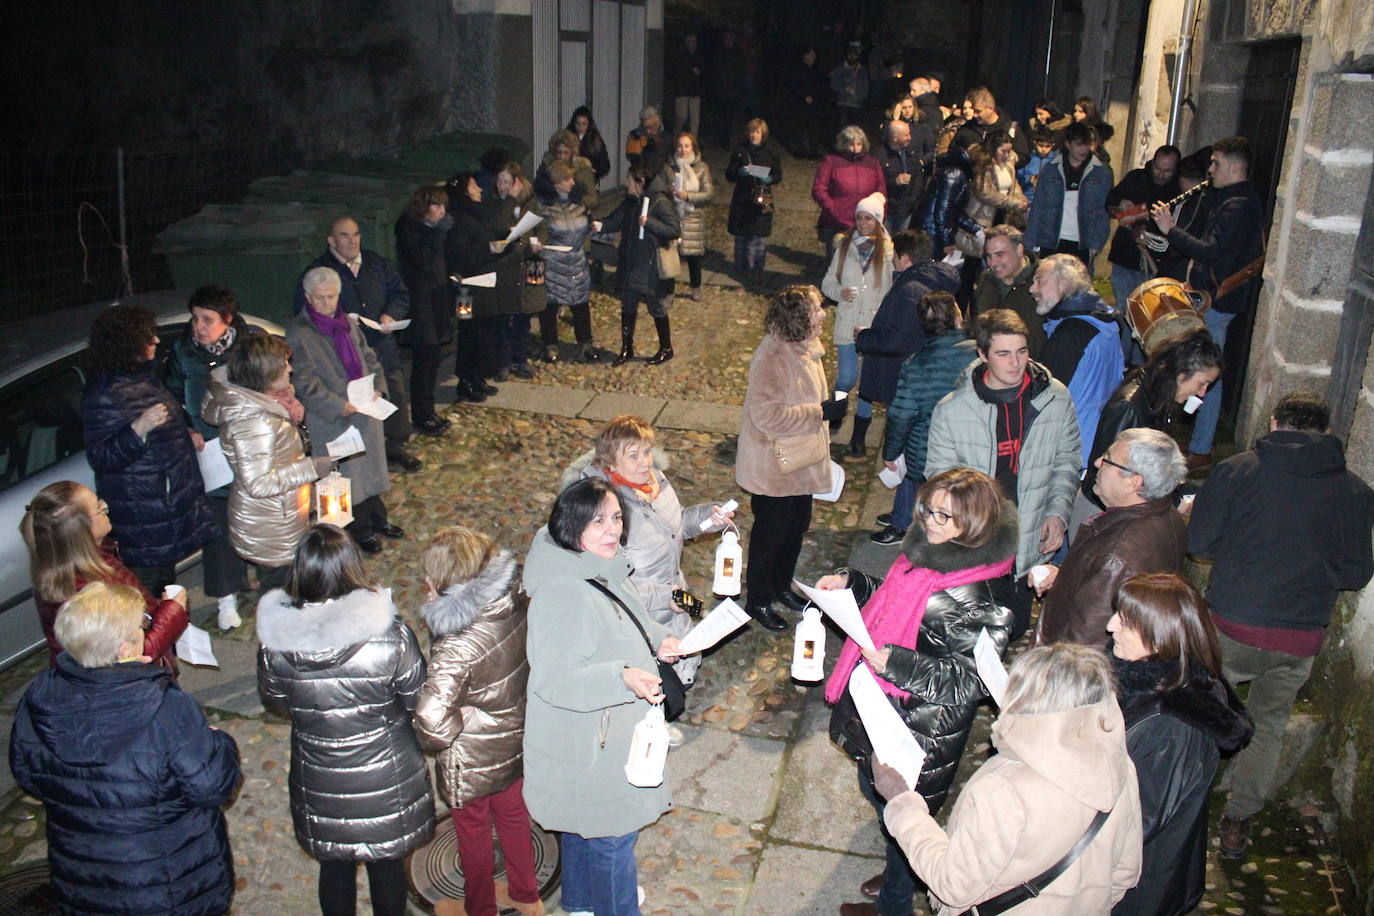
406, 816, 560, 915
0, 864, 56, 914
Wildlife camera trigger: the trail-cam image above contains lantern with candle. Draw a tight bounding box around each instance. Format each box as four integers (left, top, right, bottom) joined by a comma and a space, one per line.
315, 469, 353, 527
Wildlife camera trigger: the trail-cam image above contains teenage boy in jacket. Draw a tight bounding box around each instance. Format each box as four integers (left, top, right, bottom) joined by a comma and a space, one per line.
1188, 392, 1374, 858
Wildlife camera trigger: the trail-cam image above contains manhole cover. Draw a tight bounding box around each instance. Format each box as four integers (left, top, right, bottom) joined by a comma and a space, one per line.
406, 815, 560, 914
0, 864, 56, 914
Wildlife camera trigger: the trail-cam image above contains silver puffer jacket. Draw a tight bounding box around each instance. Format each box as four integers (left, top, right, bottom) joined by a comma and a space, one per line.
660, 154, 714, 257
257, 587, 434, 861
413, 551, 530, 808
201, 367, 318, 568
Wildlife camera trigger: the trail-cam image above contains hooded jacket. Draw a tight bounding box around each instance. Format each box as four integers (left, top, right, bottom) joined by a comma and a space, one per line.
532, 191, 596, 306
521, 528, 673, 838
1036, 497, 1188, 648
736, 334, 832, 497
973, 254, 1046, 358
413, 551, 530, 808
926, 361, 1082, 576
201, 367, 319, 568
1188, 429, 1374, 632
533, 151, 600, 213
883, 332, 978, 480
1025, 152, 1114, 254
829, 500, 1018, 813
821, 230, 896, 346
1041, 290, 1125, 468
1113, 657, 1253, 916
10, 655, 239, 916
884, 696, 1143, 914
855, 259, 962, 404
257, 587, 433, 861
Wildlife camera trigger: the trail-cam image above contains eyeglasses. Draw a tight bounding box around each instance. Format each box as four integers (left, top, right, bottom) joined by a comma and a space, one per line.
917, 503, 956, 526
1098, 453, 1140, 476
90, 499, 109, 518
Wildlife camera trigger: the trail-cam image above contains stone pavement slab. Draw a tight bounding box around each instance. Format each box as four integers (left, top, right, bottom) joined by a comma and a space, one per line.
655, 398, 741, 435
666, 722, 786, 823
579, 391, 668, 423
178, 637, 264, 717
746, 844, 893, 915
465, 380, 595, 417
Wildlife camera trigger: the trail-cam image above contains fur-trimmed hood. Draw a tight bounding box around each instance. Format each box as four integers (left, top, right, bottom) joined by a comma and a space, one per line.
900, 496, 1019, 573
1115, 656, 1254, 753
419, 550, 517, 637
559, 446, 672, 491
256, 587, 397, 661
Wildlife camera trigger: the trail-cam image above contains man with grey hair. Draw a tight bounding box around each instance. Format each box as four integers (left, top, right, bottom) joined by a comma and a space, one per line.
1032, 253, 1124, 471
1033, 426, 1188, 647
974, 224, 1045, 357
875, 118, 933, 234
625, 106, 664, 170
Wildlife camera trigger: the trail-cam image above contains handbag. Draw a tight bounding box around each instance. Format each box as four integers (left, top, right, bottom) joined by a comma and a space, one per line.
957, 808, 1112, 916
769, 429, 828, 475
586, 579, 686, 722
656, 238, 682, 280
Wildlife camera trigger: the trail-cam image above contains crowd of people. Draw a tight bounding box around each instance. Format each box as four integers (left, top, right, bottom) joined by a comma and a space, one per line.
7, 41, 1374, 916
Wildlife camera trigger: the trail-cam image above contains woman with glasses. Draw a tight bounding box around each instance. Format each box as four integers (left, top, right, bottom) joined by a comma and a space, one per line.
818, 467, 1018, 915
21, 481, 188, 676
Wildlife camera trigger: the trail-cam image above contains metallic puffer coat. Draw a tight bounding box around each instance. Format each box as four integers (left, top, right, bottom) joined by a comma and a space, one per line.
257, 587, 434, 861
413, 551, 530, 808
660, 155, 714, 257
201, 368, 318, 568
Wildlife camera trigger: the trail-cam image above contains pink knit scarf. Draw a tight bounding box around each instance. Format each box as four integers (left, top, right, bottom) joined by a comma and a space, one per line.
824, 551, 1014, 703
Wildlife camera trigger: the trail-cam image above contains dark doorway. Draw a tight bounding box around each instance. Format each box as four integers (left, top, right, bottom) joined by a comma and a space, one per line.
1222, 37, 1300, 426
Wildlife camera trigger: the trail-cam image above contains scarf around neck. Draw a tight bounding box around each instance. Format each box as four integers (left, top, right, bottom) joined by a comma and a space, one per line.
306, 308, 365, 381
199, 325, 237, 358
824, 549, 1014, 703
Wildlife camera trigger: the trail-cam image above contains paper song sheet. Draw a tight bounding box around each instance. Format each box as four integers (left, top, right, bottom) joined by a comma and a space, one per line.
877, 454, 906, 489
176, 623, 219, 668
542, 244, 574, 252
793, 580, 874, 651
460, 272, 497, 288
676, 598, 750, 656
814, 460, 845, 502
848, 664, 926, 791
506, 210, 544, 243
326, 426, 366, 459
357, 315, 411, 332
743, 164, 772, 180
197, 437, 234, 491
346, 374, 399, 421
974, 628, 1009, 707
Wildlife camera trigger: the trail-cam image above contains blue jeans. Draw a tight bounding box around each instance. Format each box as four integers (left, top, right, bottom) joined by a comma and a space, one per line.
1110, 263, 1148, 366
834, 344, 873, 419
889, 475, 920, 532
1189, 308, 1235, 455
858, 766, 921, 916
559, 831, 639, 915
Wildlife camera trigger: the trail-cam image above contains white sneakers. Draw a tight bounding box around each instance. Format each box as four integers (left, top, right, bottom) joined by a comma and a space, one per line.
667, 724, 686, 748
217, 594, 241, 630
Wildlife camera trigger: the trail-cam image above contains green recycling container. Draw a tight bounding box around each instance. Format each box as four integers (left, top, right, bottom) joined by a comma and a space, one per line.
316, 155, 449, 187
244, 171, 412, 262
413, 131, 532, 170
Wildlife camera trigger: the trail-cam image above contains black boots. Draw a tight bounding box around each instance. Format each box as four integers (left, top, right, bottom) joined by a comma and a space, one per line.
848, 416, 871, 458
612, 316, 636, 366
647, 315, 674, 366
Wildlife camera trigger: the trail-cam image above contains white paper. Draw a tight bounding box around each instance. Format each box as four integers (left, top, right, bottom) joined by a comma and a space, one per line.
542, 244, 574, 252
878, 455, 907, 489
848, 664, 926, 791
638, 196, 650, 239
176, 623, 219, 667
356, 315, 411, 332
793, 580, 874, 651
460, 272, 497, 288
974, 628, 1009, 706
345, 374, 398, 421
942, 248, 965, 267
743, 164, 771, 180
814, 460, 845, 502
326, 426, 366, 459
506, 210, 544, 243
833, 390, 848, 401
676, 598, 751, 656
197, 437, 234, 491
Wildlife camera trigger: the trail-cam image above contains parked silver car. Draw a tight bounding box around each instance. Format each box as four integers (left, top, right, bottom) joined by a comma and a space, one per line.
0, 292, 282, 670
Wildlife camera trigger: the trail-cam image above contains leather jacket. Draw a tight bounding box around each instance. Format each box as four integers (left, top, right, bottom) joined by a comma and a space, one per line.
915, 149, 979, 254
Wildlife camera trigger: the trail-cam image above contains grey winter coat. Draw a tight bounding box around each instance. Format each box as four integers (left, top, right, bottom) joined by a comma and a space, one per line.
413, 551, 530, 808
521, 528, 673, 838
925, 360, 1081, 576
286, 310, 390, 503
660, 155, 714, 258
562, 450, 725, 685
533, 195, 595, 306
257, 587, 434, 861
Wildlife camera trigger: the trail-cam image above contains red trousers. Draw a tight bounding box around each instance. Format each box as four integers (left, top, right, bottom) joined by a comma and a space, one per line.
450, 777, 539, 916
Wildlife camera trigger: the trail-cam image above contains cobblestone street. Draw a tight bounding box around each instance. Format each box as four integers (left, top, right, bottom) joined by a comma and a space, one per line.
0, 144, 1353, 914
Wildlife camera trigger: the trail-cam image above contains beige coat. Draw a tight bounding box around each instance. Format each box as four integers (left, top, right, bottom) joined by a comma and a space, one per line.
957, 162, 1029, 256
201, 368, 318, 568
884, 697, 1143, 915
821, 232, 895, 345
661, 155, 714, 258
413, 551, 529, 808
735, 334, 831, 497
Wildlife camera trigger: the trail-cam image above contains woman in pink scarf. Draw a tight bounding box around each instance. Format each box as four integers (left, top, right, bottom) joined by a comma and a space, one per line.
818, 468, 1017, 916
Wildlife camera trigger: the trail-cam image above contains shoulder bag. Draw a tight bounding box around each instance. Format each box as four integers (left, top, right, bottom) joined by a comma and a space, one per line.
769, 429, 829, 475
586, 578, 686, 721
957, 807, 1112, 916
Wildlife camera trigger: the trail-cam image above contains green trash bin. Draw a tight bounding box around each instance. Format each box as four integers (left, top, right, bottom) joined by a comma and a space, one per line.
154, 203, 349, 327
317, 155, 449, 188
413, 131, 532, 170
244, 171, 412, 262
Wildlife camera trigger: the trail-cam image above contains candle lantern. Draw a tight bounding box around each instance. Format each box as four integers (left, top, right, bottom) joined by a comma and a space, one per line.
712, 529, 742, 596
791, 607, 826, 681
624, 705, 669, 787
315, 470, 353, 527
455, 284, 474, 320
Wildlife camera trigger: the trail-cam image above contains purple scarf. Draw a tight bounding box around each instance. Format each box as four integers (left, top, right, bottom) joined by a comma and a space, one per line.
307, 308, 364, 381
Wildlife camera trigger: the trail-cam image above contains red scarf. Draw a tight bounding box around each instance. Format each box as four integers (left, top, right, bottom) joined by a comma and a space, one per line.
824, 550, 1014, 703
606, 468, 657, 496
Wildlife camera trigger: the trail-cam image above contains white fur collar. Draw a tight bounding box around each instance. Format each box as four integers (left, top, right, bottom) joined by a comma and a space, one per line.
256, 587, 396, 653
419, 550, 516, 637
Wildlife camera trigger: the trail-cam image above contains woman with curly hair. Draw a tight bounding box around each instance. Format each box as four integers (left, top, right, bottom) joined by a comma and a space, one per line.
81, 304, 215, 594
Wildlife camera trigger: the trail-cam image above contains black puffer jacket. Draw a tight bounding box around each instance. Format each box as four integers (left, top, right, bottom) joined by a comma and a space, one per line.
81, 364, 216, 569
1113, 657, 1253, 916
915, 149, 979, 254
613, 189, 680, 296
829, 500, 1018, 813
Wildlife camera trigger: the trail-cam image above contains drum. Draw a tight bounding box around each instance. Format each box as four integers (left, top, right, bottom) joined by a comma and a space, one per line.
1126, 278, 1209, 356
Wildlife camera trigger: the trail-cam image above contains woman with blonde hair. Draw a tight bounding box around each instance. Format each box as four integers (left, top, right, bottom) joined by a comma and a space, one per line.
660, 132, 714, 300
821, 192, 894, 457
414, 527, 543, 916
724, 118, 783, 273
21, 480, 187, 675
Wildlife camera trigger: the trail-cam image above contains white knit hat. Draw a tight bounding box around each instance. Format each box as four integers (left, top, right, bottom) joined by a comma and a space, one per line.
855, 192, 886, 221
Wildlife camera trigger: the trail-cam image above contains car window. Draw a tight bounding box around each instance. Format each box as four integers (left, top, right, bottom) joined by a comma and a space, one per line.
0, 356, 88, 493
